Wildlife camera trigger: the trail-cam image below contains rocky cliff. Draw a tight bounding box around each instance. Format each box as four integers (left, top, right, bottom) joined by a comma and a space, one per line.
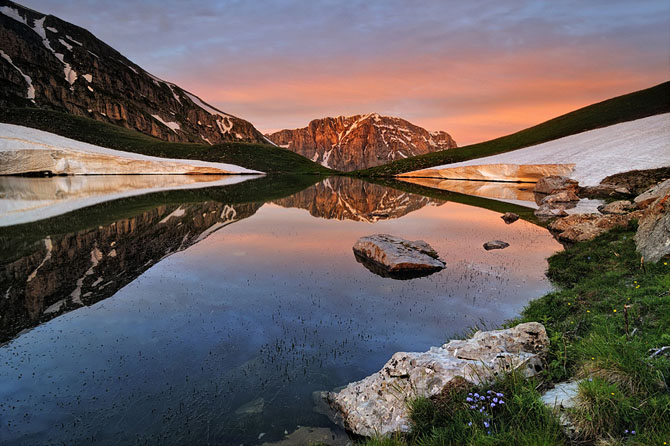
266, 113, 457, 171
0, 0, 266, 144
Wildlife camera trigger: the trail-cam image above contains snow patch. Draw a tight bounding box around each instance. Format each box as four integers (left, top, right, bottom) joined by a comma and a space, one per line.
27, 237, 52, 282
0, 50, 35, 100
184, 92, 233, 118
200, 135, 213, 145
0, 6, 28, 25
412, 113, 670, 186
46, 26, 58, 33
216, 117, 233, 135
58, 38, 73, 51
87, 86, 93, 92
82, 74, 92, 82
321, 148, 334, 168
65, 34, 83, 46
152, 114, 181, 132
159, 206, 186, 224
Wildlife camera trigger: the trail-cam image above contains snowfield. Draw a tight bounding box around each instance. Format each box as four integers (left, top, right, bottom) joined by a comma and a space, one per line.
403, 113, 670, 186
0, 123, 262, 175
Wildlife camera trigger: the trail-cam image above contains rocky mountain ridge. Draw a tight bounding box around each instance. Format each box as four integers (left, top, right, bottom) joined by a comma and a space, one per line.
267, 113, 457, 171
0, 0, 266, 144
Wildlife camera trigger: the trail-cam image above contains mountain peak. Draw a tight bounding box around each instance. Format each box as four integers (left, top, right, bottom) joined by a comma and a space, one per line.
267, 114, 457, 171
0, 0, 265, 144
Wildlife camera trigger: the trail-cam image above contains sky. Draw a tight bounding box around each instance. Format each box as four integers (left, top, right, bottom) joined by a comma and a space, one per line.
24, 0, 670, 145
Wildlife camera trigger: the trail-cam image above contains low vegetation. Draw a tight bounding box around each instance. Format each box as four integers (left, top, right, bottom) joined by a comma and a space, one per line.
0, 107, 334, 174
362, 224, 670, 445
355, 81, 670, 177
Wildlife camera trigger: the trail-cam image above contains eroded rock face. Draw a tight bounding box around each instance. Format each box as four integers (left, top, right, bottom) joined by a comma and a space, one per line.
0, 1, 265, 144
541, 190, 580, 204
352, 234, 445, 276
266, 113, 457, 171
635, 193, 670, 263
324, 322, 549, 437
634, 179, 670, 209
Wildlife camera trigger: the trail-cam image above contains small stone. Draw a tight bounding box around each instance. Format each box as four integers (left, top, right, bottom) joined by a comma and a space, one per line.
483, 240, 510, 250
501, 212, 519, 224
535, 204, 569, 219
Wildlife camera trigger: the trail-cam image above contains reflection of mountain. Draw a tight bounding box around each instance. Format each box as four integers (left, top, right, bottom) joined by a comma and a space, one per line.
0, 200, 260, 342
273, 177, 444, 222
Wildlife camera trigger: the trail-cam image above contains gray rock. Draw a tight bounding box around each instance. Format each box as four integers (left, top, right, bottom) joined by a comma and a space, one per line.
541, 380, 580, 409
325, 322, 549, 437
483, 240, 510, 250
635, 193, 670, 263
501, 212, 520, 224
352, 234, 445, 275
535, 176, 579, 195
634, 179, 670, 209
597, 200, 634, 215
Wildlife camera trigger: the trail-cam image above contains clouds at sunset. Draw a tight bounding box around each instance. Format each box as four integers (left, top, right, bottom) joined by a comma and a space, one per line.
26, 0, 670, 144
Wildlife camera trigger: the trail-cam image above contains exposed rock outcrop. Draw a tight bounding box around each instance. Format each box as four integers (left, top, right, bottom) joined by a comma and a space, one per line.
352, 234, 445, 278
634, 179, 670, 209
266, 113, 456, 171
634, 193, 670, 263
548, 212, 641, 244
324, 322, 549, 437
0, 0, 265, 144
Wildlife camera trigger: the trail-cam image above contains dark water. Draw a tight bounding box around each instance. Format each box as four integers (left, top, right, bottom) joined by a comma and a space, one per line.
0, 176, 561, 445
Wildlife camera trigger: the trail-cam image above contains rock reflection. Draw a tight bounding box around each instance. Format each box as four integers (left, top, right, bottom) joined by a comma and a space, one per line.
0, 200, 260, 342
274, 176, 444, 222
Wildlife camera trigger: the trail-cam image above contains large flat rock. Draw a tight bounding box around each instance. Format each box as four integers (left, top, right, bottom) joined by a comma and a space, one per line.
352, 234, 445, 277
324, 322, 549, 437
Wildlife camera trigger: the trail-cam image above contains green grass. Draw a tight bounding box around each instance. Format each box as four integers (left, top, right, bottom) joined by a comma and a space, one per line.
361, 224, 670, 445
0, 107, 334, 174
355, 81, 670, 177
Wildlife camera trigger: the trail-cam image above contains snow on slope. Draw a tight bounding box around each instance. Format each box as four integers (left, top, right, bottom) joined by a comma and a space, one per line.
405, 113, 670, 186
0, 123, 262, 174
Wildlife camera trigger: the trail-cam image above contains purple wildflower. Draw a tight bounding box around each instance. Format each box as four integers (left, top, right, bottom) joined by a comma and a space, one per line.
483, 421, 490, 428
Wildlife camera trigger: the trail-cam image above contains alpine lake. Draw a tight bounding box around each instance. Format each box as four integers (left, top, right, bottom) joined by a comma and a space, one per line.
0, 174, 562, 445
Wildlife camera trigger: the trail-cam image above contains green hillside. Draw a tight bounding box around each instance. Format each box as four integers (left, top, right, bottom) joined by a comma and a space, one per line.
0, 107, 334, 175
355, 81, 670, 177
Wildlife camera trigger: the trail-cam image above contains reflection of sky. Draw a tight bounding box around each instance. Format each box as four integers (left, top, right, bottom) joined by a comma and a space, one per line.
23, 0, 670, 144
0, 198, 562, 444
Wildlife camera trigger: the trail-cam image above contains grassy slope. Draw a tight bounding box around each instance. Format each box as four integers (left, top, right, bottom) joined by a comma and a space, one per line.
364, 225, 670, 446
356, 81, 670, 177
0, 107, 334, 174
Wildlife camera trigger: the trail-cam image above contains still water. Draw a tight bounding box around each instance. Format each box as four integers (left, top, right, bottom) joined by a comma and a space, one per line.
0, 176, 561, 445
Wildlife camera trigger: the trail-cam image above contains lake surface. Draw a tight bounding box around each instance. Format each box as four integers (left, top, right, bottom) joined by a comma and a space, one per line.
0, 176, 562, 445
